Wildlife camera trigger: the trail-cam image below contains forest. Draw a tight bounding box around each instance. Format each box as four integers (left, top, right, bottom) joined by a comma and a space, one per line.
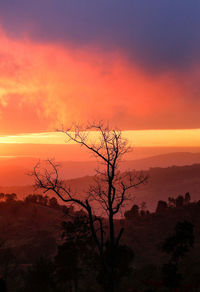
0, 191, 199, 292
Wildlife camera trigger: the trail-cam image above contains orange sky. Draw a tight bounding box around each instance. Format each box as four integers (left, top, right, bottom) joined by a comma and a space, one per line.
0, 21, 199, 164
0, 25, 200, 137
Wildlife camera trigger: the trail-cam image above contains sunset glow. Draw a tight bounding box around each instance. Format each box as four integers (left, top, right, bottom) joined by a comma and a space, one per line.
1, 3, 200, 290
0, 25, 199, 136
0, 2, 199, 163
0, 129, 200, 148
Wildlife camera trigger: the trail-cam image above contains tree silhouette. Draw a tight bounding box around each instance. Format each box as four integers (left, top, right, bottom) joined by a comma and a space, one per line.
175, 195, 184, 208
156, 200, 168, 213
124, 204, 139, 219
32, 121, 147, 292
0, 276, 6, 292
25, 194, 38, 204
55, 214, 93, 292
55, 242, 80, 292
162, 220, 194, 290
5, 193, 17, 202
20, 257, 56, 292
0, 193, 5, 200
49, 197, 59, 209
97, 242, 134, 291
168, 197, 176, 208
184, 192, 191, 205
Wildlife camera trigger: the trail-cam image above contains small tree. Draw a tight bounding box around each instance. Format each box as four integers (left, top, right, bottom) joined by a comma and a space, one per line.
55, 214, 93, 292
5, 193, 17, 202
0, 193, 5, 200
36, 194, 48, 206
21, 257, 55, 292
124, 204, 139, 220
156, 200, 168, 214
162, 221, 194, 290
184, 192, 191, 205
175, 195, 184, 208
168, 197, 176, 208
25, 194, 38, 204
32, 122, 147, 292
49, 197, 59, 209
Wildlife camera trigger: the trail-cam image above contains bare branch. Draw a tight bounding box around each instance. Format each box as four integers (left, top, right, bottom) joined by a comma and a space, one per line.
32, 121, 148, 288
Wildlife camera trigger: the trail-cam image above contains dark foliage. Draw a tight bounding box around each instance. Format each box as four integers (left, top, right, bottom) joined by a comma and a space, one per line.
20, 257, 56, 292
97, 242, 134, 291
0, 192, 199, 291
162, 221, 194, 262
162, 220, 194, 290
156, 200, 168, 213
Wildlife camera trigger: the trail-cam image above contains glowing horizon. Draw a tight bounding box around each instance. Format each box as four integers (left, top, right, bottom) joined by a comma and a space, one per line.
0, 3, 200, 152
0, 129, 200, 148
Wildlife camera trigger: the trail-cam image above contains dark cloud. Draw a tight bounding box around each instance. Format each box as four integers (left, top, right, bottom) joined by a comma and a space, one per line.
0, 0, 200, 72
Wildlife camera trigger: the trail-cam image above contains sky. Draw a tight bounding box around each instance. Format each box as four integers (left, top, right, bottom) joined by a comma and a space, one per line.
0, 1, 200, 153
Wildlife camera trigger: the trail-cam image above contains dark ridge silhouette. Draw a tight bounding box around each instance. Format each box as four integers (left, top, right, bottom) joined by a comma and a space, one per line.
1, 151, 200, 186
1, 163, 200, 212
0, 192, 199, 291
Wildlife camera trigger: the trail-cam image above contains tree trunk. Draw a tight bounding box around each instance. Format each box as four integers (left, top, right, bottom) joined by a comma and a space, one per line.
74, 278, 78, 292
108, 211, 116, 292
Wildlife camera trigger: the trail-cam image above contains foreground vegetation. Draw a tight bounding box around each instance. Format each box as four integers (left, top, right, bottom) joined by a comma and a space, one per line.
0, 192, 199, 291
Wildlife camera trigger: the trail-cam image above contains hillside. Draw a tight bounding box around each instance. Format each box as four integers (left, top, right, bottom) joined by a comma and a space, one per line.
125, 151, 200, 170
1, 163, 200, 211
0, 198, 200, 291
1, 151, 200, 186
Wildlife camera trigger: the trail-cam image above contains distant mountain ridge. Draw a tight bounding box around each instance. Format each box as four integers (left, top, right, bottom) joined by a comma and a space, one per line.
125, 151, 200, 170
0, 151, 200, 186
0, 162, 200, 212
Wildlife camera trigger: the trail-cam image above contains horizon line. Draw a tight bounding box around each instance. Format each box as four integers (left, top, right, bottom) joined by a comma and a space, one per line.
0, 129, 200, 147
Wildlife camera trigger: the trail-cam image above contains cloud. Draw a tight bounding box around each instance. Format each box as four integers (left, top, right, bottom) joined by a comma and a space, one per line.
0, 27, 200, 134
0, 0, 200, 73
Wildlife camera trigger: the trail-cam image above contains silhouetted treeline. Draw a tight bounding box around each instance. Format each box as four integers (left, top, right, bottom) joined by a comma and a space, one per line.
124, 192, 192, 219
0, 193, 200, 291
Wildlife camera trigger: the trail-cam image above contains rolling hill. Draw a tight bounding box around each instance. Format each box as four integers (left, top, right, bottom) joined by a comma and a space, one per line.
0, 163, 200, 212
0, 151, 200, 186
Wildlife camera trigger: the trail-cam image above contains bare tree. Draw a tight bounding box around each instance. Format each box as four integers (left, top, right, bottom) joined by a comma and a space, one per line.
32, 121, 147, 292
